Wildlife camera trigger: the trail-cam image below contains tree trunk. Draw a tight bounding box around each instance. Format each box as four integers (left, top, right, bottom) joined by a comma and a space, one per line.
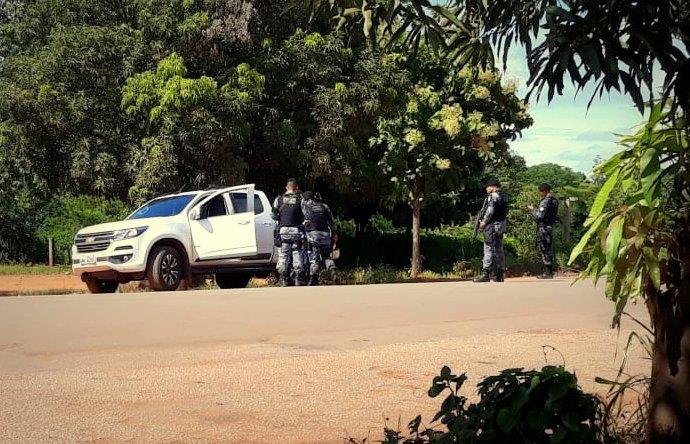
646, 294, 690, 443
410, 186, 422, 279
646, 216, 690, 443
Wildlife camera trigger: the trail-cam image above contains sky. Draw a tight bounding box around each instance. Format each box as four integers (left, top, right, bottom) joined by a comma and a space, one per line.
502, 47, 644, 174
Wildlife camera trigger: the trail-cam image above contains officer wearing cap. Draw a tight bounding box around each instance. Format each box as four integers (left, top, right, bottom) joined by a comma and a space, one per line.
528, 183, 559, 279
272, 178, 306, 286
474, 178, 509, 283
302, 191, 337, 286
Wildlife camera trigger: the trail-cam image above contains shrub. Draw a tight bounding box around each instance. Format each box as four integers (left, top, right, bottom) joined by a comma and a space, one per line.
37, 195, 130, 264
382, 365, 603, 443
337, 225, 516, 274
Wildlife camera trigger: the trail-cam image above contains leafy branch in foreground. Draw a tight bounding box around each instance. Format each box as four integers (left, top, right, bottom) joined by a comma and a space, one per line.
568, 103, 690, 441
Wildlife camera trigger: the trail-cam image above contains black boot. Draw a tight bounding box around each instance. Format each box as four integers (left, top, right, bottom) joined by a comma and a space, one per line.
308, 274, 319, 286
494, 269, 504, 282
537, 265, 554, 279
473, 269, 491, 282
279, 273, 291, 287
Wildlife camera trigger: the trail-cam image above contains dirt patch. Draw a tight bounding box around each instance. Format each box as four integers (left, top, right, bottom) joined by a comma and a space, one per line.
0, 274, 84, 296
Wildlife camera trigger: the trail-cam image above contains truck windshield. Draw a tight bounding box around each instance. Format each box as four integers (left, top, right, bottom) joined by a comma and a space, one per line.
129, 195, 197, 220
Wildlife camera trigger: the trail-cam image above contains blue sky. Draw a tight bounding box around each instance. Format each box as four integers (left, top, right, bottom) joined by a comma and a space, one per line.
502, 47, 643, 173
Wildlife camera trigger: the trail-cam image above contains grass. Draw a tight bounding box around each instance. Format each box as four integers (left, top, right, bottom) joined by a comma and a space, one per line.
0, 264, 71, 275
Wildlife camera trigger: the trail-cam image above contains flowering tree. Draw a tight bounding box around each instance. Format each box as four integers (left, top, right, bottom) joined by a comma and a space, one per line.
371, 60, 532, 277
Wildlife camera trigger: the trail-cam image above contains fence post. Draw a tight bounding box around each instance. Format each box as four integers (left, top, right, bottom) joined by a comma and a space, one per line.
48, 237, 54, 267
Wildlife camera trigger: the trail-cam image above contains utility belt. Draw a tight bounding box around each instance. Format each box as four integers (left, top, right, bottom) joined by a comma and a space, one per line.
274, 225, 306, 247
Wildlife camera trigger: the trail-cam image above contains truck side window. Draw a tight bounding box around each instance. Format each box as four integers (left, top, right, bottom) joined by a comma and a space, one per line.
201, 195, 227, 218
230, 193, 264, 215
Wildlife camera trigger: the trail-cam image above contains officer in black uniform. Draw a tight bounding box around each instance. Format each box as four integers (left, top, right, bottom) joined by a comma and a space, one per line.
474, 178, 509, 283
528, 183, 559, 279
271, 178, 306, 286
302, 191, 337, 286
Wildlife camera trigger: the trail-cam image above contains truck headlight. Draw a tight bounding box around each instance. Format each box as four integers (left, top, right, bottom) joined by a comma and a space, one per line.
112, 226, 148, 241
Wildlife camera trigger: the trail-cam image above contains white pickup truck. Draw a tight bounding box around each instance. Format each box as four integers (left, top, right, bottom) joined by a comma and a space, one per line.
71, 184, 278, 293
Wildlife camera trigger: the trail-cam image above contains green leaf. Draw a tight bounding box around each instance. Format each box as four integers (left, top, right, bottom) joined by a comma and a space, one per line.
568, 213, 606, 265
428, 382, 445, 398
548, 380, 570, 401
440, 365, 451, 379
586, 169, 619, 225
642, 247, 661, 289
605, 216, 624, 267
497, 408, 517, 433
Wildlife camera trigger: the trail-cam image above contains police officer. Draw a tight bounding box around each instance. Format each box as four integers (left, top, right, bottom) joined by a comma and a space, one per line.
302, 191, 337, 286
528, 183, 559, 279
272, 178, 306, 286
474, 178, 509, 283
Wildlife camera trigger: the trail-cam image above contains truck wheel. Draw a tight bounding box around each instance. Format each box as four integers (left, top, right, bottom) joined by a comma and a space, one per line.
85, 278, 119, 294
215, 273, 251, 289
148, 246, 183, 291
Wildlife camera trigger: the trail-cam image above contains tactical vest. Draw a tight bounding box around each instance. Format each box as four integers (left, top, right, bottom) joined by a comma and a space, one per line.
277, 193, 303, 227
540, 196, 559, 226
488, 191, 509, 223
305, 201, 329, 232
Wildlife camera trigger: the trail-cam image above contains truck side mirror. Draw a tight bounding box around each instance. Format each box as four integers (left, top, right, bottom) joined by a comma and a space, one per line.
190, 208, 201, 220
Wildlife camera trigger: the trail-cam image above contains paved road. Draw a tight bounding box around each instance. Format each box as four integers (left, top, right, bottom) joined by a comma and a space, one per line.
0, 280, 648, 443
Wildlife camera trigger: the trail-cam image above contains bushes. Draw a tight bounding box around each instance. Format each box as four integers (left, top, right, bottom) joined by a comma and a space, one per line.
338, 225, 517, 274
37, 195, 130, 264
338, 230, 485, 273
381, 365, 605, 443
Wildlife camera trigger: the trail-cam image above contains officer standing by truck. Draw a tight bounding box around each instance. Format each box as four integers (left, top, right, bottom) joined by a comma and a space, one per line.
473, 178, 509, 283
528, 183, 559, 279
302, 191, 337, 286
272, 178, 306, 286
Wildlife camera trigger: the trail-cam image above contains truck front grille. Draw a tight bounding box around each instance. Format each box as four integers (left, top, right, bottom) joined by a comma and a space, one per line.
75, 231, 114, 253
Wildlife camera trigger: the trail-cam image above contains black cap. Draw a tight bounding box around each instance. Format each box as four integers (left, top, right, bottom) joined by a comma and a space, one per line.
286, 178, 298, 186
303, 191, 314, 200
538, 182, 552, 192
485, 178, 501, 187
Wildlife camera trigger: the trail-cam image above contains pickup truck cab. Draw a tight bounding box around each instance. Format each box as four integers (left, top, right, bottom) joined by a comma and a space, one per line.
71, 184, 277, 293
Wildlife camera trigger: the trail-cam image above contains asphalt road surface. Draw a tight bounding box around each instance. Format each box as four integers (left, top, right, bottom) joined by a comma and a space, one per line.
0, 280, 648, 443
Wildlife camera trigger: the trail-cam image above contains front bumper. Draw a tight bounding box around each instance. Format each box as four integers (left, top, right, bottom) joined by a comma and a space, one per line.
71, 238, 147, 279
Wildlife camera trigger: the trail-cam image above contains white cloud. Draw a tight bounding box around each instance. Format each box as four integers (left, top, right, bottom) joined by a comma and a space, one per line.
501, 47, 642, 173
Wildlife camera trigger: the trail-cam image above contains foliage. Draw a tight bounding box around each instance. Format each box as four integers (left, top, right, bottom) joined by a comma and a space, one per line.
381, 365, 602, 443
519, 163, 586, 190
288, 0, 476, 59
373, 63, 531, 206
122, 53, 264, 201
38, 195, 130, 264
305, 1, 690, 114
569, 104, 689, 327
338, 230, 487, 273
253, 29, 410, 226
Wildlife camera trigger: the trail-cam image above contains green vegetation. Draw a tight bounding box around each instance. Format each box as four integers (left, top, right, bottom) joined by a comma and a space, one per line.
378, 365, 605, 443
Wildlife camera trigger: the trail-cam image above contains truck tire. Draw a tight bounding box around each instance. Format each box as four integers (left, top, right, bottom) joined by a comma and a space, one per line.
215, 273, 251, 289
148, 246, 183, 291
85, 278, 119, 294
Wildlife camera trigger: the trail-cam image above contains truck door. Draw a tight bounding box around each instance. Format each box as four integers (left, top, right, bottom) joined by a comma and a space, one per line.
188, 185, 258, 260
229, 190, 275, 257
